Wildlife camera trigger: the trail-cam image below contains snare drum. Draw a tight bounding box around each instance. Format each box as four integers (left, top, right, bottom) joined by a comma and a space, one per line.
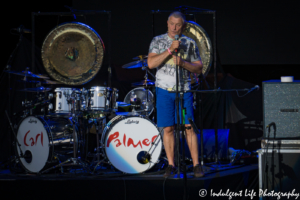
101, 115, 162, 174
15, 116, 79, 173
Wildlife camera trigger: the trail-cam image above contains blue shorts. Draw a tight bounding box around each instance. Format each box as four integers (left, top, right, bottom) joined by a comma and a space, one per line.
156, 87, 194, 127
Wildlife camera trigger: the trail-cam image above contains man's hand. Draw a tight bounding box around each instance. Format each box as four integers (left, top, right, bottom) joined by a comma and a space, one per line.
172, 55, 203, 74
172, 55, 184, 67
169, 40, 181, 52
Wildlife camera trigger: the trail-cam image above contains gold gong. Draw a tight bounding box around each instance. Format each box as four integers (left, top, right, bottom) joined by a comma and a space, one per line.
183, 21, 213, 77
41, 22, 105, 85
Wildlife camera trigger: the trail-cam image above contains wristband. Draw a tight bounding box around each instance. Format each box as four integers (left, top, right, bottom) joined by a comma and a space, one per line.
167, 48, 172, 55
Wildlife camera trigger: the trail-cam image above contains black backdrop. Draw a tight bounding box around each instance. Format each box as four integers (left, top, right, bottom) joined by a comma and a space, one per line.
0, 0, 299, 162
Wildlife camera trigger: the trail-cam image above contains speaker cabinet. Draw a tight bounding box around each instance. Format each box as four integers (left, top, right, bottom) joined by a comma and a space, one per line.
263, 82, 300, 138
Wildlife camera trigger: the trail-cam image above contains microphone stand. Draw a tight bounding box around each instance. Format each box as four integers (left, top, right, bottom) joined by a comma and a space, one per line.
172, 48, 188, 200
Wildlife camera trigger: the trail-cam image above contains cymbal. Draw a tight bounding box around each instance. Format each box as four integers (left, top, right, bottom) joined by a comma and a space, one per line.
122, 59, 148, 69
18, 79, 63, 85
132, 55, 148, 60
18, 87, 52, 92
5, 70, 49, 79
131, 79, 155, 87
41, 22, 105, 85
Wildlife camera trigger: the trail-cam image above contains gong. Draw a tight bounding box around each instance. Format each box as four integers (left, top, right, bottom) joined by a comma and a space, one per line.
183, 21, 213, 77
41, 22, 105, 85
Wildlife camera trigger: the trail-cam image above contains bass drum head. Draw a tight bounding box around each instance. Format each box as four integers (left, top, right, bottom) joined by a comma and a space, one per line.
16, 116, 50, 173
102, 116, 162, 174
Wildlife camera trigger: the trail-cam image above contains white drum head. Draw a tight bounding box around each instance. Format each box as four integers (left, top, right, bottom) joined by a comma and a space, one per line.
16, 116, 50, 173
104, 116, 162, 174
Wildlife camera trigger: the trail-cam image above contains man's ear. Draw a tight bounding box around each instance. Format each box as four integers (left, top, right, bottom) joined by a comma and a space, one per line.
182, 22, 186, 30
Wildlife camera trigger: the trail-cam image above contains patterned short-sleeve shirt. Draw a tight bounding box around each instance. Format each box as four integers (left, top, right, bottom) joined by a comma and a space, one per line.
148, 33, 201, 91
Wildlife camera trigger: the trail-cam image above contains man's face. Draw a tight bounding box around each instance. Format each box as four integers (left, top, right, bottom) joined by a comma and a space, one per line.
167, 16, 184, 39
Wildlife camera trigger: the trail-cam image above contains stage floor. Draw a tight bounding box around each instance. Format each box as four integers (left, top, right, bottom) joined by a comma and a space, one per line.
0, 164, 258, 200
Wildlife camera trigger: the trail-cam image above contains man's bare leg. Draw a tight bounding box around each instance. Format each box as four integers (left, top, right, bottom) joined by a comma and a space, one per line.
185, 125, 199, 166
163, 126, 175, 166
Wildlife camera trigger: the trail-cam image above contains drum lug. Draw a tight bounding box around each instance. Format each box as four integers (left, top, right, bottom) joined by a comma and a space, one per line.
58, 102, 61, 110
50, 125, 56, 130
48, 103, 53, 111
48, 93, 53, 100
58, 92, 62, 99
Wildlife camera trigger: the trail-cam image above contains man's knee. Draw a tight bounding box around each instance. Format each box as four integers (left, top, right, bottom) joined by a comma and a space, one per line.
185, 125, 194, 135
164, 126, 174, 135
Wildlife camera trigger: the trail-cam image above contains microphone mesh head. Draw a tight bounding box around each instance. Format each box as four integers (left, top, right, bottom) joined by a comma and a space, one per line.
175, 35, 179, 40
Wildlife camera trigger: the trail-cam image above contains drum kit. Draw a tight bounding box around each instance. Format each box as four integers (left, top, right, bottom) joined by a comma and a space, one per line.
7, 61, 161, 174
5, 22, 162, 175
6, 19, 213, 175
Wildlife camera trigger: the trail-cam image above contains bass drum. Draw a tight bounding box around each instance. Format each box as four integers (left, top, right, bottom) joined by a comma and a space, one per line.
101, 115, 162, 174
15, 116, 78, 173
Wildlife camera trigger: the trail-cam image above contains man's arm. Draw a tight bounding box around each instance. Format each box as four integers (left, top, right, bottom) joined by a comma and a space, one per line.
147, 51, 170, 69
172, 55, 203, 74
147, 40, 181, 69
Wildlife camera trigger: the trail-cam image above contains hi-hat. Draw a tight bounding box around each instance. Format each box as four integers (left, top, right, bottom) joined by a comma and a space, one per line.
18, 87, 52, 92
131, 79, 155, 87
5, 70, 49, 79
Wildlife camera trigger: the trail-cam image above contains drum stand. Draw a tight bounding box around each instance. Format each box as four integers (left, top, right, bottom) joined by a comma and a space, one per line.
41, 93, 90, 174
141, 65, 155, 117
90, 116, 107, 174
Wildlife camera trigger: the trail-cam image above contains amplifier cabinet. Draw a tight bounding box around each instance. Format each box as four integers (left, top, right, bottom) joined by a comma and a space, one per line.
263, 82, 300, 138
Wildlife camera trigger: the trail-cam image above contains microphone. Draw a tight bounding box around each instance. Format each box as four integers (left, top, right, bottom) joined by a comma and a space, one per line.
266, 122, 276, 128
12, 25, 31, 34
174, 35, 179, 53
248, 85, 259, 94
142, 153, 151, 164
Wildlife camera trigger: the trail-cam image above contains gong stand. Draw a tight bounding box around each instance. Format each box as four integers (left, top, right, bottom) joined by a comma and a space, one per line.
31, 9, 112, 87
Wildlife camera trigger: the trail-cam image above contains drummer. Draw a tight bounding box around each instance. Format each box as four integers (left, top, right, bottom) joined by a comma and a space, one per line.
147, 11, 204, 178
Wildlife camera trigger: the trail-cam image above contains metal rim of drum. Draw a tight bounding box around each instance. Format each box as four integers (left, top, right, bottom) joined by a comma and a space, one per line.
101, 115, 162, 174
41, 22, 105, 85
183, 20, 213, 77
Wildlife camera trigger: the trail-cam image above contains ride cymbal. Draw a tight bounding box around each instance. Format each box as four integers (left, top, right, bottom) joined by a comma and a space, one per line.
5, 70, 49, 79
18, 87, 52, 92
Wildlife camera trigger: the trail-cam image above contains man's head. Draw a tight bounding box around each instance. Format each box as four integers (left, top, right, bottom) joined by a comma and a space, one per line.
167, 11, 186, 39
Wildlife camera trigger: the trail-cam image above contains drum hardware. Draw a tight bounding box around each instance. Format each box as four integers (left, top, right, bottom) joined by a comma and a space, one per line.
90, 116, 107, 174
137, 128, 163, 165
5, 110, 25, 161
40, 90, 90, 174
